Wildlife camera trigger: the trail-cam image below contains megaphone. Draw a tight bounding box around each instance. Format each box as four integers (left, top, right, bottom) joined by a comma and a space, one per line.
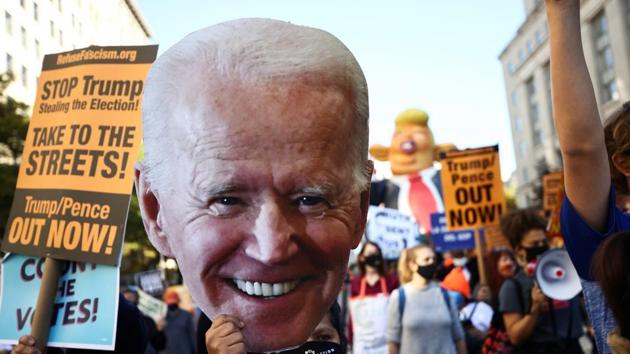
535, 249, 582, 300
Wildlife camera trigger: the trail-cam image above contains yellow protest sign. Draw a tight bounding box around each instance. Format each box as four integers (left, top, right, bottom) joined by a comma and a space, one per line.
440, 145, 506, 231
543, 171, 564, 212
2, 45, 158, 265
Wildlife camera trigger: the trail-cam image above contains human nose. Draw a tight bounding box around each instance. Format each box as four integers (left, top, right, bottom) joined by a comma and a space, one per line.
246, 200, 299, 265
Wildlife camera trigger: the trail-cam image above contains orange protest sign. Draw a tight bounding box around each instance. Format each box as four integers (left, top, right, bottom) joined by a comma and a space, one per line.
543, 171, 564, 212
440, 145, 506, 231
2, 45, 158, 265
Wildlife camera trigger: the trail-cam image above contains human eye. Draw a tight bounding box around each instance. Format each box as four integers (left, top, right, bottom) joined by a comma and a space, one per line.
208, 196, 245, 216
293, 195, 331, 215
315, 333, 333, 341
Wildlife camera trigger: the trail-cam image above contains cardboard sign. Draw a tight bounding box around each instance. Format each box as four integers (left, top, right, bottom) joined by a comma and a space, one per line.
1, 45, 158, 265
0, 254, 119, 350
365, 206, 420, 260
137, 289, 167, 322
440, 145, 506, 231
543, 171, 564, 212
483, 224, 511, 252
135, 270, 164, 296
430, 213, 476, 252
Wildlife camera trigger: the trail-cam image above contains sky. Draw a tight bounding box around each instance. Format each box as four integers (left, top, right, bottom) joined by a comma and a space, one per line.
136, 1, 526, 181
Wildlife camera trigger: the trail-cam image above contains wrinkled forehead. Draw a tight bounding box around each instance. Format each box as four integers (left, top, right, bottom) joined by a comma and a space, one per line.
171, 80, 355, 159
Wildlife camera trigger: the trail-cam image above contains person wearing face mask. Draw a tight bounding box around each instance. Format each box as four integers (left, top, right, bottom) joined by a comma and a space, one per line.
498, 210, 584, 354
387, 245, 467, 354
348, 241, 398, 354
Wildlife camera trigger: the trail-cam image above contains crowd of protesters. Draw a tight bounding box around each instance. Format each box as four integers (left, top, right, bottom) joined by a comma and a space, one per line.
5, 0, 630, 353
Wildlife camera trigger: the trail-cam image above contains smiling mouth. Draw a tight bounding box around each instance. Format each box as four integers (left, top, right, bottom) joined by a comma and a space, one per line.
230, 279, 301, 298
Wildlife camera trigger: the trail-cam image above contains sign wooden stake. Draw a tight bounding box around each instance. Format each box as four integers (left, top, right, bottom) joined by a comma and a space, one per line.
474, 228, 487, 285
31, 257, 63, 353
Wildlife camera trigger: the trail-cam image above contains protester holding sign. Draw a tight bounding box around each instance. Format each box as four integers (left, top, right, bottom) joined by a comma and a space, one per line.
348, 241, 398, 354
545, 0, 630, 353
135, 18, 371, 352
387, 245, 466, 354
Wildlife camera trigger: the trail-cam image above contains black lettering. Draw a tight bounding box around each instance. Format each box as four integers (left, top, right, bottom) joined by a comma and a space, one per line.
77, 299, 91, 324
25, 151, 38, 175
51, 302, 64, 326
19, 258, 36, 281
16, 307, 32, 331
101, 151, 117, 178
455, 187, 467, 205
71, 149, 88, 176
63, 301, 78, 325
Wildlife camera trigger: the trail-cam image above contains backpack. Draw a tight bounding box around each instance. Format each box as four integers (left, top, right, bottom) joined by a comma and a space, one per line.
481, 279, 524, 354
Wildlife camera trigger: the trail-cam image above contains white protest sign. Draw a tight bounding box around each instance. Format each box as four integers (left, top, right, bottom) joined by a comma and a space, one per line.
365, 206, 420, 260
137, 289, 167, 322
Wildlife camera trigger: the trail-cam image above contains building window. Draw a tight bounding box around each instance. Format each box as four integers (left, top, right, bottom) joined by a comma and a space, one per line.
21, 26, 27, 48
59, 29, 63, 46
21, 66, 28, 87
511, 90, 518, 107
526, 77, 543, 146
508, 62, 515, 75
5, 11, 12, 35
518, 49, 525, 63
535, 30, 543, 45
34, 3, 38, 21
522, 168, 529, 183
593, 11, 619, 102
6, 53, 13, 73
35, 39, 40, 58
543, 61, 553, 122
515, 117, 524, 132
533, 130, 544, 146
58, 0, 62, 12
527, 40, 534, 54
50, 20, 54, 37
20, 0, 26, 8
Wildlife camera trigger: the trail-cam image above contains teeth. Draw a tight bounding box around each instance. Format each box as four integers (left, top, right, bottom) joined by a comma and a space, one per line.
232, 279, 300, 298
272, 283, 283, 296
245, 281, 254, 295
261, 283, 272, 296
253, 282, 262, 296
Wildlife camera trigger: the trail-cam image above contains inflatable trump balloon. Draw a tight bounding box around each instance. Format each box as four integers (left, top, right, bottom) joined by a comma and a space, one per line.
369, 109, 455, 234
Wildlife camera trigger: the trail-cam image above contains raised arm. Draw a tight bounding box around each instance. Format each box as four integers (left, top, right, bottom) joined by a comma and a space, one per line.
545, 0, 611, 230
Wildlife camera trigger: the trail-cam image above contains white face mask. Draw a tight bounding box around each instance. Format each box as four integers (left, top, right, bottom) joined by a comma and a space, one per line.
453, 257, 468, 268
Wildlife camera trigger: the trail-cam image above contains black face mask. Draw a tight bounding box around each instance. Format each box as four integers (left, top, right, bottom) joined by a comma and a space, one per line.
524, 244, 549, 262
416, 262, 438, 280
269, 341, 344, 354
167, 303, 178, 311
364, 254, 382, 268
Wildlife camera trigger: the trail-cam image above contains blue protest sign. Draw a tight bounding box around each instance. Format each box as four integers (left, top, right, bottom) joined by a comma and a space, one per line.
0, 254, 119, 350
430, 213, 478, 252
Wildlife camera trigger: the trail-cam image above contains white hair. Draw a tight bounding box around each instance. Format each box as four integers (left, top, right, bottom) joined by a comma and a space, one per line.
141, 18, 370, 192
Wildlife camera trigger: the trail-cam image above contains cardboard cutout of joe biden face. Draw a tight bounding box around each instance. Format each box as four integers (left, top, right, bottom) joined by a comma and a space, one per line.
135, 18, 371, 352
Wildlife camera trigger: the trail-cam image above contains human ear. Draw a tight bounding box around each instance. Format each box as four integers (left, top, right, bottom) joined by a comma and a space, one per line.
612, 153, 630, 177
369, 145, 390, 161
134, 163, 173, 257
352, 161, 374, 248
